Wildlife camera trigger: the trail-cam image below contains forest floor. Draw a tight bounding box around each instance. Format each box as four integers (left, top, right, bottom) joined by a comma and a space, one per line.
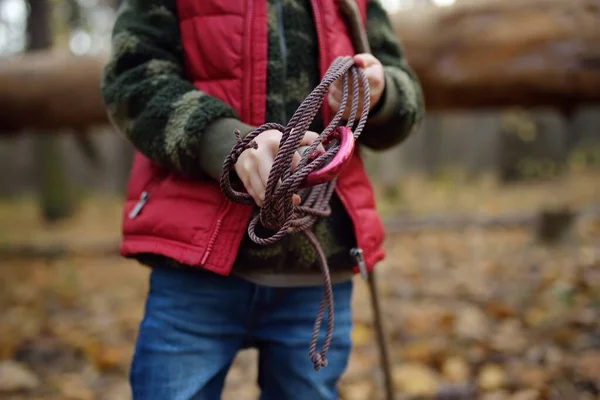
0, 171, 599, 400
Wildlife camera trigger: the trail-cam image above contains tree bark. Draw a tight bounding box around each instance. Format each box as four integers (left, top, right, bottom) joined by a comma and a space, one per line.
0, 0, 599, 132
0, 51, 108, 132
390, 0, 600, 112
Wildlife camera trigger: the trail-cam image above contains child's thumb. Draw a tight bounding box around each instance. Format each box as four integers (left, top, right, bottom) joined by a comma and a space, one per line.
353, 53, 377, 69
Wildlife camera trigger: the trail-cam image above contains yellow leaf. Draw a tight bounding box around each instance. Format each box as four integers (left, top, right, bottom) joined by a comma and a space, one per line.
478, 364, 507, 391
338, 382, 375, 400
57, 373, 94, 400
351, 323, 373, 347
401, 339, 444, 364
511, 363, 550, 390
480, 390, 510, 400
511, 389, 541, 400
442, 356, 470, 383
393, 363, 439, 396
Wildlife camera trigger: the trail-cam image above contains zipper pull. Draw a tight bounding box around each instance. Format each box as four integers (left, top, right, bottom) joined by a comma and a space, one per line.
129, 191, 149, 219
350, 248, 368, 280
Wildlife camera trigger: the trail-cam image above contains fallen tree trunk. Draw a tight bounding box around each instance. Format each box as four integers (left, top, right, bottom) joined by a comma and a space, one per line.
0, 50, 108, 132
0, 0, 599, 131
391, 0, 600, 111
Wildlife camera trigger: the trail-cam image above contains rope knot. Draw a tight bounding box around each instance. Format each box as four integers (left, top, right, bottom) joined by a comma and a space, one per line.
310, 353, 328, 371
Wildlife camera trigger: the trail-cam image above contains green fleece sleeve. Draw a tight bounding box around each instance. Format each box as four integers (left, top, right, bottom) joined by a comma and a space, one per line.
358, 0, 425, 151
101, 0, 248, 179
199, 118, 256, 180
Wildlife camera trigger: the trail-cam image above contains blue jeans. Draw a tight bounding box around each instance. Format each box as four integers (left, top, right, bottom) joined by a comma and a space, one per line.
130, 265, 353, 400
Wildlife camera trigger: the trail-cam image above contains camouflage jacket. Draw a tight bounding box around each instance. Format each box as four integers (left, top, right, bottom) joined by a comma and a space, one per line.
101, 0, 424, 278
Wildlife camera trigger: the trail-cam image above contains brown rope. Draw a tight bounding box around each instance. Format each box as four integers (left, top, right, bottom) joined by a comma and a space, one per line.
220, 55, 370, 370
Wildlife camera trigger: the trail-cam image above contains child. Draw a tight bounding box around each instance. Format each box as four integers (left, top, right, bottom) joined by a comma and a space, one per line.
101, 0, 423, 399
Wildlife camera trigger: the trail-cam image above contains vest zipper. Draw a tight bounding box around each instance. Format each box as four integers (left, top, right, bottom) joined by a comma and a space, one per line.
200, 201, 233, 266
275, 0, 287, 122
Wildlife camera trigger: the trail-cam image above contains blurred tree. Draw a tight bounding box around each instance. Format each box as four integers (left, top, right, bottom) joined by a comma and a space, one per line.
62, 0, 104, 169
27, 0, 75, 223
106, 0, 134, 193
498, 109, 567, 182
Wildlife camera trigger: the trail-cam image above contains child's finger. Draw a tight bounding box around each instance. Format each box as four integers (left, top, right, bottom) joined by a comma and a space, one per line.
239, 165, 262, 207
258, 157, 273, 189
300, 131, 319, 146
291, 151, 302, 172
328, 92, 341, 112
364, 64, 385, 89
353, 53, 379, 69
328, 86, 341, 108
292, 194, 301, 206
300, 131, 326, 155
244, 184, 259, 207
331, 78, 343, 94
249, 168, 266, 206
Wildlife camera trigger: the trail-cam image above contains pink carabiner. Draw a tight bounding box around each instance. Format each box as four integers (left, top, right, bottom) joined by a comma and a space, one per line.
300, 126, 355, 188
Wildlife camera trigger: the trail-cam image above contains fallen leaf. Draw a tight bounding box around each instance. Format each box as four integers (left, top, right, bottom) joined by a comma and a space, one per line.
0, 361, 39, 392
393, 363, 440, 396
511, 389, 540, 400
100, 379, 130, 400
95, 344, 132, 372
351, 323, 373, 347
401, 339, 445, 364
0, 330, 18, 360
341, 351, 375, 383
524, 307, 549, 327
402, 304, 448, 337
442, 356, 470, 383
544, 346, 565, 373
576, 350, 600, 383
481, 390, 511, 400
468, 342, 491, 365
338, 381, 376, 400
491, 319, 528, 355
486, 301, 516, 320
510, 362, 550, 390
578, 394, 597, 400
478, 364, 507, 391
455, 305, 491, 342
439, 311, 456, 334
57, 373, 94, 400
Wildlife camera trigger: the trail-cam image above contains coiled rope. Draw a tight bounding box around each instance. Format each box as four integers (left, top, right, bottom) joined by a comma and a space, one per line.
220, 55, 370, 370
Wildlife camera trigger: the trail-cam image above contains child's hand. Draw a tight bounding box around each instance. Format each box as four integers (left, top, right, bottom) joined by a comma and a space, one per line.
235, 129, 322, 207
327, 54, 385, 120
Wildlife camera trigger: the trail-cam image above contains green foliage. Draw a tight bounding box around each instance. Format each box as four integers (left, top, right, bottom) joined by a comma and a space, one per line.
514, 157, 563, 180
568, 141, 600, 170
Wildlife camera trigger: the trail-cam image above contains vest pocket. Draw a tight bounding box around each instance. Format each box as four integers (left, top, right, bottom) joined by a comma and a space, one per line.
128, 174, 169, 219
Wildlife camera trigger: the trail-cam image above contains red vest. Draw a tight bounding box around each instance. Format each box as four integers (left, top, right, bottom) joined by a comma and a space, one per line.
120, 0, 386, 276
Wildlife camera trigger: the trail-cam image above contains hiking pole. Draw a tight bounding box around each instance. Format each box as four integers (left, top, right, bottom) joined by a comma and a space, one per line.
368, 267, 395, 400
337, 1, 395, 399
